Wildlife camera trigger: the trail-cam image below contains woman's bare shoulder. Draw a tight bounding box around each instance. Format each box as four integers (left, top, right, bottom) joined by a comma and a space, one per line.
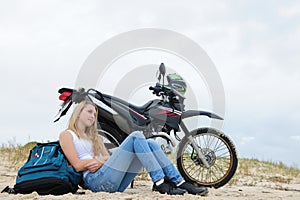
59, 130, 73, 140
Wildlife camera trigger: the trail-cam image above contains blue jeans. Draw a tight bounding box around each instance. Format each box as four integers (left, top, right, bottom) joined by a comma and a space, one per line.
84, 131, 183, 192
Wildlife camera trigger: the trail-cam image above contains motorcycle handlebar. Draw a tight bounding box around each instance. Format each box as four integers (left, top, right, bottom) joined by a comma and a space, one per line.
149, 83, 185, 99
149, 86, 162, 96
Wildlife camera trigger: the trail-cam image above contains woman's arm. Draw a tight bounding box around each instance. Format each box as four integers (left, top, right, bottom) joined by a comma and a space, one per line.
101, 144, 110, 158
59, 130, 102, 172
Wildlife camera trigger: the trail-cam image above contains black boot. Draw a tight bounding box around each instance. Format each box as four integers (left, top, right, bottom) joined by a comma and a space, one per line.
152, 182, 186, 195
177, 182, 208, 196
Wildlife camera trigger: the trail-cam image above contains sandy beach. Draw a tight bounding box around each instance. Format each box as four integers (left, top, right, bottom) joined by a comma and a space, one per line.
1, 152, 300, 200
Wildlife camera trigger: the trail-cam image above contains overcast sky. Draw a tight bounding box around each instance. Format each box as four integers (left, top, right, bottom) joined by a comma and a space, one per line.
0, 0, 299, 167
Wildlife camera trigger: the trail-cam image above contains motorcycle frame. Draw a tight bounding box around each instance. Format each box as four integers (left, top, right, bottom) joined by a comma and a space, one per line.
93, 91, 224, 169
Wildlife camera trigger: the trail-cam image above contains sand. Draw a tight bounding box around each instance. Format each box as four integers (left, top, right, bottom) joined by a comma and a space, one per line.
1, 154, 300, 199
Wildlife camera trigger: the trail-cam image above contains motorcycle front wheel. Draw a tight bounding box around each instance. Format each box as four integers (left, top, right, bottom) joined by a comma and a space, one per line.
176, 127, 238, 188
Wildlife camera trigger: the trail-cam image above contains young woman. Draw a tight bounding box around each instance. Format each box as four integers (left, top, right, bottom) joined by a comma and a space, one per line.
59, 100, 208, 195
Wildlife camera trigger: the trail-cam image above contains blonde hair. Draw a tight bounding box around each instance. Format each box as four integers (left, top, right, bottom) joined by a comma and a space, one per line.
68, 100, 104, 156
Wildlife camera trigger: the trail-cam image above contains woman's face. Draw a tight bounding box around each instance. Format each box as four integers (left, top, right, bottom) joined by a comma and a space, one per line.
78, 104, 97, 128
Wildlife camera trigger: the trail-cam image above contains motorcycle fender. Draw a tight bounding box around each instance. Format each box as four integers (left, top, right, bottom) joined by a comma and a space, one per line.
181, 110, 223, 120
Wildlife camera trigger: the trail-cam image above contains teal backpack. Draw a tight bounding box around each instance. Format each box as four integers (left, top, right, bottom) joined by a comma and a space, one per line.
7, 141, 82, 195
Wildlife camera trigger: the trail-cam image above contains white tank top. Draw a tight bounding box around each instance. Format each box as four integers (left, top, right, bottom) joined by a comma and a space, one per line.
66, 130, 94, 160
67, 130, 94, 177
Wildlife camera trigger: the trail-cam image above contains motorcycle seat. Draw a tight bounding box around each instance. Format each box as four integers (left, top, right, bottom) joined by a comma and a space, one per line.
102, 94, 156, 115
129, 100, 154, 114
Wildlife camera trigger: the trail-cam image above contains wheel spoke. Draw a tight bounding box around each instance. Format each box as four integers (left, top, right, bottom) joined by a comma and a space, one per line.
177, 130, 237, 187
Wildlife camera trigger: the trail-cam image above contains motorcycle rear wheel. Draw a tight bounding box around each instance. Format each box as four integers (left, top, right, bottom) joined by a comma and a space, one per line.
97, 123, 124, 154
176, 127, 238, 188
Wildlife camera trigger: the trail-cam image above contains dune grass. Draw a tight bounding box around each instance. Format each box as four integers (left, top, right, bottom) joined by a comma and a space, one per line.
1, 141, 38, 169
228, 158, 300, 188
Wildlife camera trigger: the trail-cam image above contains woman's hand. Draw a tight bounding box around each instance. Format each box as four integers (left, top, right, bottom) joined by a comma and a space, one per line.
84, 155, 110, 173
84, 159, 103, 172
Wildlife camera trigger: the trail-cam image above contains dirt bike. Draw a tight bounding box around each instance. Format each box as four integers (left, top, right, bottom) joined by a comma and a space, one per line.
54, 63, 238, 188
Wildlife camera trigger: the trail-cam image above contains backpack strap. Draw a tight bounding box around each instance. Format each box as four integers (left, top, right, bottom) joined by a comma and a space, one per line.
1, 186, 16, 194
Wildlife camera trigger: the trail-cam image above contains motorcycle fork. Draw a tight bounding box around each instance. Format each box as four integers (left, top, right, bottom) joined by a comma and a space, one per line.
180, 122, 210, 168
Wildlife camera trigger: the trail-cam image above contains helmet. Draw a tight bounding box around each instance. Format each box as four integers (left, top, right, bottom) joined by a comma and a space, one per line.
167, 73, 187, 95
